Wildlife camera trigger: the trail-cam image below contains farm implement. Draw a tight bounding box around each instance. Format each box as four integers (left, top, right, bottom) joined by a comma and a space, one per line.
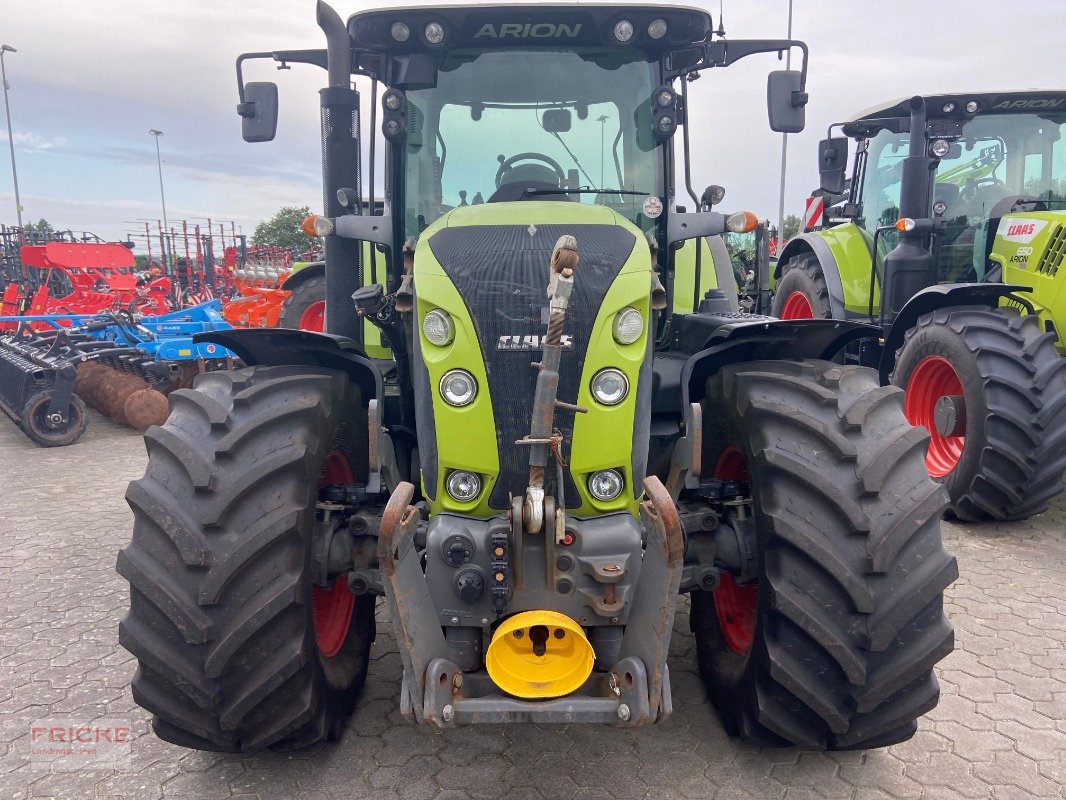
0, 240, 174, 325
0, 301, 236, 446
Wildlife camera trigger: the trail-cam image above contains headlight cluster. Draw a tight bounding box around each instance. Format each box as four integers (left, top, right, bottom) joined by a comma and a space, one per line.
591, 368, 628, 405
440, 369, 477, 406
588, 469, 624, 501
423, 309, 454, 346
446, 470, 481, 502
612, 307, 644, 344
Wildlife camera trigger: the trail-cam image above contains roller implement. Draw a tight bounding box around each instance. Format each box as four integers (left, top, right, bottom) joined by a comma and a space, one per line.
776, 92, 1066, 521
0, 301, 235, 445
118, 2, 956, 753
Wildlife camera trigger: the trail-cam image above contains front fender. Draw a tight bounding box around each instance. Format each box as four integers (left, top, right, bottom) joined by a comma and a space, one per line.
195, 328, 382, 403
681, 318, 879, 410
878, 282, 1031, 382
280, 262, 324, 292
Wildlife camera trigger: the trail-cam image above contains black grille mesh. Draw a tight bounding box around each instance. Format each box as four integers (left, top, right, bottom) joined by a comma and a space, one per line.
428, 223, 636, 509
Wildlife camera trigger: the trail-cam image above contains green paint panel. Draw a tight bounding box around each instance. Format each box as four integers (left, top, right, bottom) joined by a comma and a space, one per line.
991, 210, 1066, 354
413, 202, 652, 518
812, 222, 880, 315
672, 237, 719, 314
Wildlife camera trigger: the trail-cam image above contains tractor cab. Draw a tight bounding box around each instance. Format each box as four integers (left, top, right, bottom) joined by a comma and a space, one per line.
817, 91, 1066, 306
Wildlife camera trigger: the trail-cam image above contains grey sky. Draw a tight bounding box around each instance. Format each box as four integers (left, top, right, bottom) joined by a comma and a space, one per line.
0, 0, 1062, 246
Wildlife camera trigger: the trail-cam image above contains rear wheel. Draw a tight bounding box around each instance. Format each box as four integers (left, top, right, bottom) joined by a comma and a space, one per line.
279, 274, 326, 332
772, 253, 831, 320
691, 360, 957, 749
893, 307, 1066, 522
117, 365, 374, 751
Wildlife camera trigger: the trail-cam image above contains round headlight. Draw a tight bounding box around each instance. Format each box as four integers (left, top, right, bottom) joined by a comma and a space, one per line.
591, 368, 628, 406
447, 471, 481, 502
588, 469, 624, 502
930, 138, 950, 158
424, 21, 445, 45
613, 307, 644, 344
655, 89, 675, 108
390, 22, 410, 42
423, 309, 454, 346
383, 90, 403, 111
657, 116, 675, 133
942, 101, 956, 113
932, 199, 948, 216
965, 100, 979, 114
647, 19, 668, 39
440, 369, 477, 406
613, 19, 634, 42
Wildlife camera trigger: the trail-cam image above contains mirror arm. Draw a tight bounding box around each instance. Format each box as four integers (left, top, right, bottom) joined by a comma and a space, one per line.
236, 52, 277, 107
703, 39, 809, 87
667, 212, 727, 247
333, 215, 393, 248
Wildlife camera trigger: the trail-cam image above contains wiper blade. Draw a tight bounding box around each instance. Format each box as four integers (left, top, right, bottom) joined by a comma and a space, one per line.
522, 187, 648, 197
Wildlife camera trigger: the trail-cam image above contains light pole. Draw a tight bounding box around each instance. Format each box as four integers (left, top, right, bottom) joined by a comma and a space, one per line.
776, 0, 794, 250
1, 44, 24, 232
149, 129, 170, 271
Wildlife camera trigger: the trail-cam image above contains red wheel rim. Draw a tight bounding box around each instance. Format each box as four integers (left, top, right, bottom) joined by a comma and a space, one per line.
312, 450, 356, 658
300, 300, 325, 332
780, 290, 815, 320
904, 356, 965, 478
711, 445, 758, 655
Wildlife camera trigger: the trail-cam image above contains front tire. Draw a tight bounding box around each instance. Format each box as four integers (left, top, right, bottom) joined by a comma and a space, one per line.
772, 253, 832, 320
892, 307, 1066, 522
117, 365, 374, 751
691, 360, 957, 749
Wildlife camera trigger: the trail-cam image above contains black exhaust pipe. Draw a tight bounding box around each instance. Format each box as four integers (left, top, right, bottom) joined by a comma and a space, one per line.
881, 96, 935, 324
317, 1, 363, 343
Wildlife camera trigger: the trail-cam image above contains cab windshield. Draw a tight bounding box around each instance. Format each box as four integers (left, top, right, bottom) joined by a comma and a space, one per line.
859, 111, 1066, 280
402, 48, 663, 236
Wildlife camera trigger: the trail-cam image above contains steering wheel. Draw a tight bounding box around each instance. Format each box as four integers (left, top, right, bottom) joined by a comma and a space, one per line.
494, 152, 566, 189
959, 176, 1011, 209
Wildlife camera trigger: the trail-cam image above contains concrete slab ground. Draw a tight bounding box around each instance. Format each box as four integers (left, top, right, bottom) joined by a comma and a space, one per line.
0, 410, 1063, 799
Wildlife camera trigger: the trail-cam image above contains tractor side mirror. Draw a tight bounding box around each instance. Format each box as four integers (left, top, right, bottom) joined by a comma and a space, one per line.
766, 70, 806, 133
542, 109, 572, 133
238, 82, 279, 143
818, 136, 849, 194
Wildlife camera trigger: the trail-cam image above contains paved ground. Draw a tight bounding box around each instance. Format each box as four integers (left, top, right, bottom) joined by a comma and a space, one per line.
0, 409, 1063, 800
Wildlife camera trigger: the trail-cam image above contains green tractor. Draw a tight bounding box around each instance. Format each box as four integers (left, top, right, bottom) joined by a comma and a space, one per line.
117, 2, 956, 752
775, 92, 1066, 522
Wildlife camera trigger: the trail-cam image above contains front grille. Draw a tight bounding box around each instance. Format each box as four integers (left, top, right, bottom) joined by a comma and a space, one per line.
428, 223, 637, 509
1036, 224, 1065, 277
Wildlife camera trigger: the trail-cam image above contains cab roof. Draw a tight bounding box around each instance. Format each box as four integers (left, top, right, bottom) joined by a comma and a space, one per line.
842, 90, 1066, 137
347, 4, 713, 55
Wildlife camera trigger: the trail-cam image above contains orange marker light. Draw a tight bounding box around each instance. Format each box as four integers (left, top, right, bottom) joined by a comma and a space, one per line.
301, 215, 319, 236
726, 211, 760, 234
895, 217, 916, 232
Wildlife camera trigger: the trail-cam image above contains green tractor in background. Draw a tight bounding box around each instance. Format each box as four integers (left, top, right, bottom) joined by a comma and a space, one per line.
117, 2, 956, 753
775, 92, 1066, 522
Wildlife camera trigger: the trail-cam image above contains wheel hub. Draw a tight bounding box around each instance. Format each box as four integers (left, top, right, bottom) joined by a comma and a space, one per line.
709, 445, 758, 655
904, 355, 966, 478
312, 449, 357, 658
933, 394, 966, 438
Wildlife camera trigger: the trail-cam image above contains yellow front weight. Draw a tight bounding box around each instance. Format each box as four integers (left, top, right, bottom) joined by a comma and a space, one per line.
485, 610, 595, 699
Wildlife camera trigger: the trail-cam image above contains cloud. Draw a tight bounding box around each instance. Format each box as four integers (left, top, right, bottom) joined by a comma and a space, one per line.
0, 130, 67, 153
